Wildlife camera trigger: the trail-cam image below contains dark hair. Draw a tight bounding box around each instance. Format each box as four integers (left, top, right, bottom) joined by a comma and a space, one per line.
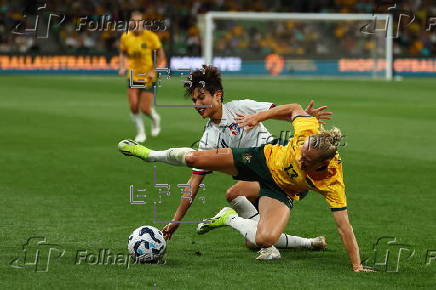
184, 65, 224, 102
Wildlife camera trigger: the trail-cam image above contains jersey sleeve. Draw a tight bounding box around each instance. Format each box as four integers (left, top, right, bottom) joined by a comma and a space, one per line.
231, 99, 275, 115
323, 185, 347, 211
289, 116, 319, 147
312, 159, 347, 211
148, 32, 162, 50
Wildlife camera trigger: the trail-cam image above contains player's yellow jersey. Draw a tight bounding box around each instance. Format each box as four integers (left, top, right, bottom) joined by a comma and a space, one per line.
119, 31, 162, 83
263, 116, 347, 210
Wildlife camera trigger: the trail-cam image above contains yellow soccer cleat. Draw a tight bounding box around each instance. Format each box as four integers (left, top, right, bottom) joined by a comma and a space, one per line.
197, 207, 237, 235
118, 139, 151, 160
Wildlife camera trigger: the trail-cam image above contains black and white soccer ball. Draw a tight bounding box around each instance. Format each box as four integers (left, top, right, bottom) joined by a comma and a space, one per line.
128, 225, 167, 264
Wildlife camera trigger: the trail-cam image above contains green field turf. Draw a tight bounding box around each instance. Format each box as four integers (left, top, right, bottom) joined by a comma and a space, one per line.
0, 75, 435, 289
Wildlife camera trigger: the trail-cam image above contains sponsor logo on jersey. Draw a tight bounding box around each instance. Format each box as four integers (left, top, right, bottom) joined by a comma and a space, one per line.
228, 123, 241, 135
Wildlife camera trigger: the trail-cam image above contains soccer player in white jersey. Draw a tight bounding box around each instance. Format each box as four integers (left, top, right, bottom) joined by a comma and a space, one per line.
160, 65, 332, 251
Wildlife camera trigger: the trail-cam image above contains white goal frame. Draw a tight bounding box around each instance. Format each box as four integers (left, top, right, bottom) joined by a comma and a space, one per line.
202, 12, 393, 80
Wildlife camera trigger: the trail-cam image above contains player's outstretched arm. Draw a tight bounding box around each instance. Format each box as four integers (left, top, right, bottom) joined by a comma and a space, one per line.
332, 210, 374, 272
162, 174, 205, 240
235, 104, 308, 130
236, 101, 332, 130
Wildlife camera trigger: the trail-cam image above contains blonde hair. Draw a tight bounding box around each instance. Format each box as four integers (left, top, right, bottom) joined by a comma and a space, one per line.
308, 127, 343, 162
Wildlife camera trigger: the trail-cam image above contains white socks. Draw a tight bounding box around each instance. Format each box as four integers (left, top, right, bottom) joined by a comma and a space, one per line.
131, 108, 160, 137
228, 216, 259, 247
147, 148, 194, 166
131, 113, 145, 135
274, 234, 312, 249
230, 196, 259, 221
151, 107, 160, 121
228, 214, 313, 249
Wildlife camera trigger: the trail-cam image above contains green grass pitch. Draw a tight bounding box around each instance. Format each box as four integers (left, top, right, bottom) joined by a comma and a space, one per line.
0, 75, 435, 289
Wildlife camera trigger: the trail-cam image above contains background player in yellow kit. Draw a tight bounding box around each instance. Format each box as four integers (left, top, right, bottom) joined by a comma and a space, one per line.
118, 102, 373, 272
118, 11, 167, 142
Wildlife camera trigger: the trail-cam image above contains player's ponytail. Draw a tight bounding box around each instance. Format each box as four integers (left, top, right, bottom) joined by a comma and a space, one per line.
309, 127, 343, 161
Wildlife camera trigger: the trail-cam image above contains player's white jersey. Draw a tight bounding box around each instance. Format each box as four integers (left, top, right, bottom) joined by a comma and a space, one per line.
192, 99, 275, 175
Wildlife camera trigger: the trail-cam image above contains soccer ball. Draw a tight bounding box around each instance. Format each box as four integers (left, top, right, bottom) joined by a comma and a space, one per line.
128, 225, 167, 264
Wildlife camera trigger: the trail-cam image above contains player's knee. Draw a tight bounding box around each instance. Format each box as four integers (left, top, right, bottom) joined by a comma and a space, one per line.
129, 101, 139, 114
225, 186, 239, 202
184, 152, 198, 168
256, 231, 279, 248
130, 107, 139, 114
141, 107, 151, 115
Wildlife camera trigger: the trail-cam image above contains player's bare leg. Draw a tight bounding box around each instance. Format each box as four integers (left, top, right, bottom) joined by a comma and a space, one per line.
128, 88, 146, 142
253, 196, 290, 259
226, 181, 260, 204
184, 148, 238, 175
118, 143, 238, 176
140, 91, 161, 137
223, 182, 326, 250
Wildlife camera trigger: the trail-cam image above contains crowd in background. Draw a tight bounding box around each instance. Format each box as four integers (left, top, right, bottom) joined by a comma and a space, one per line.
0, 0, 434, 58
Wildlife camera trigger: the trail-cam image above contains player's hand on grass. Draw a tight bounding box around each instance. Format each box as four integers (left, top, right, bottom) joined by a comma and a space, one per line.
162, 222, 180, 240
235, 112, 259, 131
353, 265, 375, 272
305, 100, 332, 124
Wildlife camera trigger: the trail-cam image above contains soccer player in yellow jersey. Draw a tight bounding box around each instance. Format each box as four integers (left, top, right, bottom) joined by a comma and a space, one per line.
118, 11, 167, 143
118, 103, 372, 272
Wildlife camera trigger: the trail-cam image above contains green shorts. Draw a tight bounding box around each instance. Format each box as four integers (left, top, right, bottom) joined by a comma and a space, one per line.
231, 145, 293, 209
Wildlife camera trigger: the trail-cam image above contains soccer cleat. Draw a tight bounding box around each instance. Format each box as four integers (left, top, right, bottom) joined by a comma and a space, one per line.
135, 132, 146, 143
256, 246, 281, 260
310, 236, 327, 250
118, 139, 151, 160
197, 207, 237, 235
151, 114, 161, 137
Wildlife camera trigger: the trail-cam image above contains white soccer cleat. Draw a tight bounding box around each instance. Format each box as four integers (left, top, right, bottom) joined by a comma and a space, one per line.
135, 132, 146, 143
197, 207, 237, 235
151, 114, 161, 137
256, 245, 281, 260
310, 236, 327, 250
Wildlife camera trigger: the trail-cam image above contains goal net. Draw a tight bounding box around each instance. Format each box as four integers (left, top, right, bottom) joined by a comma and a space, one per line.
201, 12, 393, 80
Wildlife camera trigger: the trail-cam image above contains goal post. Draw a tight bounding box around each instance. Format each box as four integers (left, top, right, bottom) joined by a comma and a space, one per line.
201, 12, 393, 80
